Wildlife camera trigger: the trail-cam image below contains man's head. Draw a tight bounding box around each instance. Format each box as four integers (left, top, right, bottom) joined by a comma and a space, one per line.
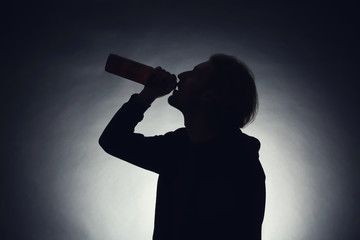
168, 53, 258, 128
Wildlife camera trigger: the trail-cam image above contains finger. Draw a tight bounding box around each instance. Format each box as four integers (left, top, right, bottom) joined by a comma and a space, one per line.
147, 67, 164, 85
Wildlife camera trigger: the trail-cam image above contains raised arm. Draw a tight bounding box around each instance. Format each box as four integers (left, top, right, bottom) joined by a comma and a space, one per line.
99, 67, 177, 173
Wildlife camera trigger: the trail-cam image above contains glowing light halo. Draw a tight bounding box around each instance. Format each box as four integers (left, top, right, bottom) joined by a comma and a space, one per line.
44, 39, 341, 240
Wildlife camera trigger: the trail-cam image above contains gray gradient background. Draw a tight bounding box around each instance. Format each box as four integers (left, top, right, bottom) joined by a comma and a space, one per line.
3, 1, 359, 239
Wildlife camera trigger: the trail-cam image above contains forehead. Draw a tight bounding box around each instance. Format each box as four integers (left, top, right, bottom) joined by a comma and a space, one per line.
194, 61, 211, 71
193, 61, 213, 79
191, 61, 215, 87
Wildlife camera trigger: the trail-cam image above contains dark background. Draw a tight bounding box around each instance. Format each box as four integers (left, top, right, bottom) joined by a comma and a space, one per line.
3, 1, 359, 239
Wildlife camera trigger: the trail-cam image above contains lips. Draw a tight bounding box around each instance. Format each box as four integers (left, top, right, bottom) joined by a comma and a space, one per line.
176, 81, 183, 90
172, 83, 180, 93
172, 84, 180, 95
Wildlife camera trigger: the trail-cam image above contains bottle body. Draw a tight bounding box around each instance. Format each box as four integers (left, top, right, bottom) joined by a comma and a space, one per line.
105, 54, 154, 85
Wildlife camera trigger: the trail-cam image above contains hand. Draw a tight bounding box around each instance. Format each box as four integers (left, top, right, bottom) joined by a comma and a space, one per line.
139, 67, 177, 101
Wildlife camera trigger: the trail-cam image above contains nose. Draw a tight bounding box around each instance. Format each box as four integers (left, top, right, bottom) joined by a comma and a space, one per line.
177, 71, 190, 80
177, 72, 184, 80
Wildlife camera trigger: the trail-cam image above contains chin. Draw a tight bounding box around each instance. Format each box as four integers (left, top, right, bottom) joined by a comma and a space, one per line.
167, 94, 176, 107
168, 94, 181, 111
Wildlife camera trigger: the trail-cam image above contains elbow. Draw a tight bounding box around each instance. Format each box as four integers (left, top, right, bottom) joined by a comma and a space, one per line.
99, 128, 132, 158
98, 135, 105, 149
99, 130, 124, 157
99, 133, 112, 154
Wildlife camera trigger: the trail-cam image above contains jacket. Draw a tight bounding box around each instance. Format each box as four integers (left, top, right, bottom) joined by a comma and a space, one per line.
99, 94, 266, 240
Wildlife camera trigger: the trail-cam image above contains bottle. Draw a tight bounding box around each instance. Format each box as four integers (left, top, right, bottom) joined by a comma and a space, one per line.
105, 54, 154, 85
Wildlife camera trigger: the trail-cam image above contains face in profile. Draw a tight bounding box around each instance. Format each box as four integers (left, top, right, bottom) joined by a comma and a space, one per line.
168, 61, 213, 113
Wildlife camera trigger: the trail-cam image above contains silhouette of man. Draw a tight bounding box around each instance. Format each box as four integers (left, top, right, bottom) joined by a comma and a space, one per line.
99, 54, 265, 240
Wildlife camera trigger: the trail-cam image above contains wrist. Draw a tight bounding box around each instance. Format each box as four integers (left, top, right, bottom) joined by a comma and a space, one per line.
136, 89, 157, 106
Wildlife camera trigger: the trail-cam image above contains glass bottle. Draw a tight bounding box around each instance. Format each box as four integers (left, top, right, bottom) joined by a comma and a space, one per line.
105, 54, 154, 85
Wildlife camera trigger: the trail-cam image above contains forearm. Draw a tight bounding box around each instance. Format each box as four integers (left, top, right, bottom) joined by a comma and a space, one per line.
99, 94, 150, 152
99, 67, 177, 171
135, 88, 157, 106
99, 93, 179, 173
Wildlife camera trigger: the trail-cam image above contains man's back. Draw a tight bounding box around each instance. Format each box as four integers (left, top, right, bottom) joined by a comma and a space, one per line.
151, 128, 265, 240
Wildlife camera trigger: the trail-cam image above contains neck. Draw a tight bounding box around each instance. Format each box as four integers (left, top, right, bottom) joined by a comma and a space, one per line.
183, 111, 221, 144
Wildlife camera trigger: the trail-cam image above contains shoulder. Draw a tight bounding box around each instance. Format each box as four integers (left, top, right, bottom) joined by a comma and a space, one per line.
224, 130, 265, 178
222, 128, 261, 153
163, 127, 187, 139
238, 131, 261, 152
157, 128, 188, 148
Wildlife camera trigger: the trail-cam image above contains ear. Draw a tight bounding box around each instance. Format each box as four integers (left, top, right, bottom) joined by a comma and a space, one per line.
201, 90, 221, 104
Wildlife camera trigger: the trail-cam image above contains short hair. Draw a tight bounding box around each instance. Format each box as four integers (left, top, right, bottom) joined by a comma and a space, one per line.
208, 53, 258, 128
